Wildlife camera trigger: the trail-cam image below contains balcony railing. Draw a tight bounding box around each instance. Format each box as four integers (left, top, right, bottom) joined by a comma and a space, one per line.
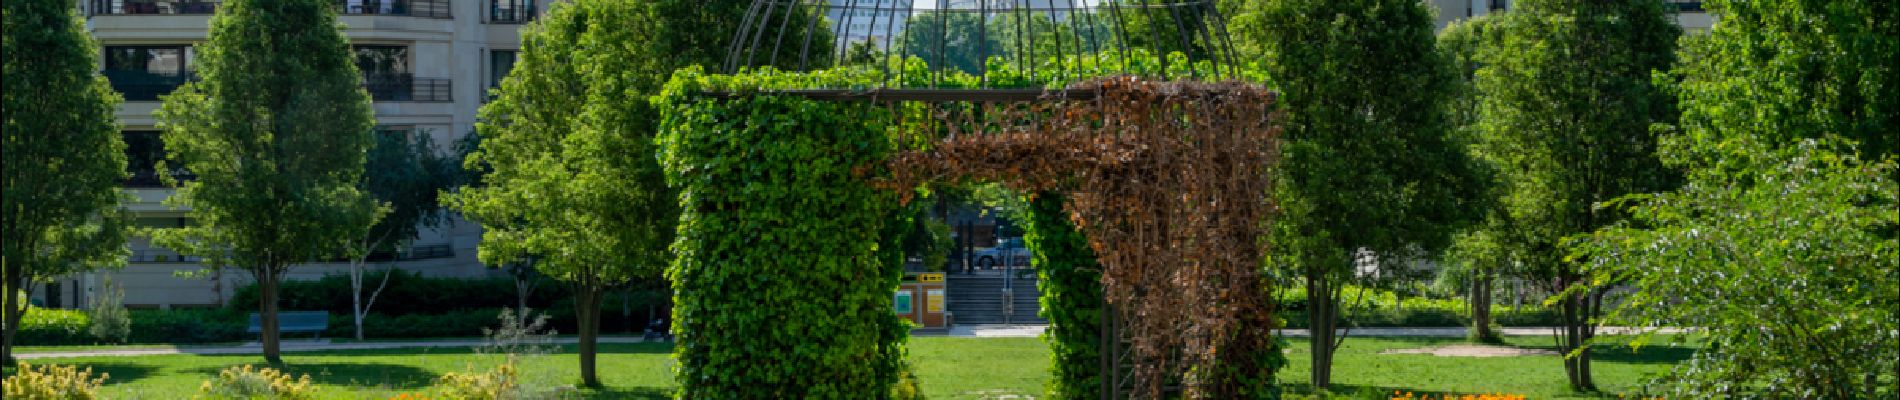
488, 0, 538, 24
89, 1, 452, 18
104, 70, 193, 101
125, 168, 194, 188
90, 0, 219, 16
335, 0, 451, 19
131, 249, 202, 263
364, 74, 452, 102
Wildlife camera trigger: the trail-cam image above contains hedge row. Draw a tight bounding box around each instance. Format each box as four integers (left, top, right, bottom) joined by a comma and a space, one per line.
228, 269, 585, 316
14, 308, 247, 346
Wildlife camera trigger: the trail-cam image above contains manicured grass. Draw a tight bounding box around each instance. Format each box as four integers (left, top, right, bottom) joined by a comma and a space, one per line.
1278, 335, 1700, 399
6, 335, 1696, 399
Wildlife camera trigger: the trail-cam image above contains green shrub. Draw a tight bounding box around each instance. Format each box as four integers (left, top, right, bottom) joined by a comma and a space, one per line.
16, 308, 247, 346
229, 270, 571, 316
86, 278, 130, 344
197, 365, 316, 400
15, 307, 89, 345
2, 362, 108, 400
127, 308, 246, 344
435, 362, 523, 400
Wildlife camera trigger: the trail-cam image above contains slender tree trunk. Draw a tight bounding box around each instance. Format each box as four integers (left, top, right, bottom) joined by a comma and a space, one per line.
2, 264, 23, 364
576, 283, 602, 387
351, 261, 364, 341
354, 265, 395, 341
1556, 280, 1596, 392
261, 267, 283, 365
515, 275, 532, 327
1471, 276, 1495, 343
1307, 271, 1333, 390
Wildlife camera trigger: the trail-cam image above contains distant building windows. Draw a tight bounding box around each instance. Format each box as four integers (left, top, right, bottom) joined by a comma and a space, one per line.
123, 131, 192, 187
490, 0, 538, 24
103, 46, 193, 101
490, 50, 518, 91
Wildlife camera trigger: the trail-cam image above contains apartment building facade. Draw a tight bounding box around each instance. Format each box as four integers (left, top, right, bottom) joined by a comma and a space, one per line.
32, 0, 543, 310
34, 0, 1714, 310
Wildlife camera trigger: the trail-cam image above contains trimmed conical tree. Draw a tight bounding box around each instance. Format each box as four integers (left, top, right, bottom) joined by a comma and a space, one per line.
152, 0, 377, 365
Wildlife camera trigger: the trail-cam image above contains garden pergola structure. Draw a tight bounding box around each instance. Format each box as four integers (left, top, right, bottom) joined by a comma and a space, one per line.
710, 1, 1281, 398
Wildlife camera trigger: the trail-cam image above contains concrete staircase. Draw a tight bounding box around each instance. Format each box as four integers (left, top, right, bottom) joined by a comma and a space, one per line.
945, 273, 1048, 325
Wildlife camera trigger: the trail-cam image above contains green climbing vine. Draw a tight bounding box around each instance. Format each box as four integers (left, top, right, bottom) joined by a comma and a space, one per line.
656, 67, 905, 398
1024, 193, 1105, 400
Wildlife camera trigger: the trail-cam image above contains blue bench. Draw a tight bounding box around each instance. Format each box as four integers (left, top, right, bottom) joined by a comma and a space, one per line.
247, 311, 330, 340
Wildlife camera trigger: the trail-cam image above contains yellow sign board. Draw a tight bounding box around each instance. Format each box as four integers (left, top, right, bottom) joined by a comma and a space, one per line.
918, 273, 944, 283
926, 289, 944, 313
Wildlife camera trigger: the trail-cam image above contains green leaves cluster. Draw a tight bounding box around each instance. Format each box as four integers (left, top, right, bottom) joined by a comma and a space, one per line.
152, 0, 377, 274
452, 0, 675, 289
656, 67, 904, 398
1578, 0, 1899, 397
1236, 0, 1486, 388
2, 0, 130, 363
1023, 194, 1106, 400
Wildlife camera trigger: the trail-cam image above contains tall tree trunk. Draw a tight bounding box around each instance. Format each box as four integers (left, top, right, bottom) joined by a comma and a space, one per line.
515, 275, 532, 326
1471, 276, 1495, 343
576, 283, 602, 387
1556, 281, 1596, 392
351, 262, 365, 341
1307, 271, 1333, 389
2, 264, 23, 364
261, 267, 283, 365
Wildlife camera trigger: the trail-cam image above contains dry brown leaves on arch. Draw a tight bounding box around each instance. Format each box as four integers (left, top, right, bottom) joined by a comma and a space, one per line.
885, 77, 1283, 399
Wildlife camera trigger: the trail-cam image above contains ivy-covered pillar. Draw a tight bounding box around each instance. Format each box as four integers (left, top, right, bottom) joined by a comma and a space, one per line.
1023, 193, 1105, 399
658, 87, 902, 397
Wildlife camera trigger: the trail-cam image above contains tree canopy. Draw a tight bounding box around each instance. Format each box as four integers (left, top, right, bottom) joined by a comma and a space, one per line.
1236, 0, 1487, 388
1581, 0, 1898, 396
1, 0, 130, 363
1469, 0, 1681, 390
151, 0, 377, 364
448, 0, 678, 387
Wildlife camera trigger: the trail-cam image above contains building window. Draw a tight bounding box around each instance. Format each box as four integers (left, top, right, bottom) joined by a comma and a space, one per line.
490, 0, 538, 24
489, 50, 518, 90
1489, 0, 1508, 12
90, 0, 220, 16
335, 0, 451, 19
104, 46, 193, 101
124, 131, 165, 187
123, 131, 193, 187
355, 45, 413, 101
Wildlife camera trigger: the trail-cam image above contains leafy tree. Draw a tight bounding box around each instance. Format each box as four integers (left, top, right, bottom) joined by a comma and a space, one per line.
648, 0, 833, 71
1, 0, 130, 363
1436, 15, 1508, 344
898, 11, 1003, 76
151, 0, 377, 365
447, 0, 676, 387
1581, 0, 1898, 397
1236, 0, 1487, 388
1472, 0, 1681, 390
345, 130, 459, 340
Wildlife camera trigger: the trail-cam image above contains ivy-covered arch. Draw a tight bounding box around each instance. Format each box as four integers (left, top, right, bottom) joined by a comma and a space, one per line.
657, 62, 1283, 399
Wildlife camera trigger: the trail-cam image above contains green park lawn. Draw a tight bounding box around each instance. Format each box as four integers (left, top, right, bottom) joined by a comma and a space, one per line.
8, 335, 1696, 399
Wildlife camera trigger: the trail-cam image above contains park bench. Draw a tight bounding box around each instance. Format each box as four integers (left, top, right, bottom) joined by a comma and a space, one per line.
247, 311, 330, 340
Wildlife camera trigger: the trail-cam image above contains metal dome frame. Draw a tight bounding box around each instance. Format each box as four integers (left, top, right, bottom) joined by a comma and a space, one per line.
723, 0, 1244, 99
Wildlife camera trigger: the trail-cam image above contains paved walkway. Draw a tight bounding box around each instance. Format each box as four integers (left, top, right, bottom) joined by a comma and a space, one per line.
15, 326, 1688, 358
